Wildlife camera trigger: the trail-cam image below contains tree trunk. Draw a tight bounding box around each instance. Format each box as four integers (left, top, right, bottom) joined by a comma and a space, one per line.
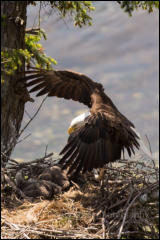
1, 1, 28, 165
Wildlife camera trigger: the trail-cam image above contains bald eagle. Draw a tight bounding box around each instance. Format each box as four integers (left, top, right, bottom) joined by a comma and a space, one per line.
22, 68, 140, 176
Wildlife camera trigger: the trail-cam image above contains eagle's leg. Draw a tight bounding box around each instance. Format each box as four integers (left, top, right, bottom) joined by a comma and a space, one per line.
99, 168, 105, 182
99, 168, 105, 189
94, 168, 105, 187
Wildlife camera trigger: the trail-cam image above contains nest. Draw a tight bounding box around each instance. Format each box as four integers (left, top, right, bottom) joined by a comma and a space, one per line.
1, 154, 159, 239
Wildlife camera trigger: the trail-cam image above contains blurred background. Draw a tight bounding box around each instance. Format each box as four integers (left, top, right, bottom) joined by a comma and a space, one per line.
12, 1, 159, 162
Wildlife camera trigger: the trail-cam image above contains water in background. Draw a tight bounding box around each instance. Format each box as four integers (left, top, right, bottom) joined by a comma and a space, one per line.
12, 2, 159, 161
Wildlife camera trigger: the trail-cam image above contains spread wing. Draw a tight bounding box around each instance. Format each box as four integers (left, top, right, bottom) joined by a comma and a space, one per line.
21, 68, 140, 176
21, 68, 104, 108
59, 109, 140, 176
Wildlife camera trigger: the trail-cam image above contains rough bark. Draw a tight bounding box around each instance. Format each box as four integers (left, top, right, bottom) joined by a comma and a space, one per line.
1, 1, 28, 165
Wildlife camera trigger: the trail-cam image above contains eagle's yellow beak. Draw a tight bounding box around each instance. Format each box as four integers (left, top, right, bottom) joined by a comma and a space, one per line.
68, 126, 74, 135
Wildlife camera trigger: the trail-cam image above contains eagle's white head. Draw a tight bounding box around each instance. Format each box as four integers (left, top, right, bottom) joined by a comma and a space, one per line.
68, 111, 91, 134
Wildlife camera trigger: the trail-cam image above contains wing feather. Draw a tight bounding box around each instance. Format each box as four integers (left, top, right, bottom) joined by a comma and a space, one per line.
60, 111, 140, 176
25, 77, 45, 87
21, 68, 104, 107
29, 82, 48, 93
67, 142, 87, 175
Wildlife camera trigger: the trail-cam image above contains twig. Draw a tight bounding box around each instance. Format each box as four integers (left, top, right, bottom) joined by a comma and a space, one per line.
14, 152, 54, 167
4, 221, 30, 239
145, 134, 152, 155
102, 211, 106, 239
17, 133, 31, 144
44, 145, 48, 157
108, 198, 127, 210
71, 180, 81, 190
38, 1, 42, 28
25, 27, 40, 35
18, 95, 48, 138
25, 109, 32, 119
117, 191, 143, 239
